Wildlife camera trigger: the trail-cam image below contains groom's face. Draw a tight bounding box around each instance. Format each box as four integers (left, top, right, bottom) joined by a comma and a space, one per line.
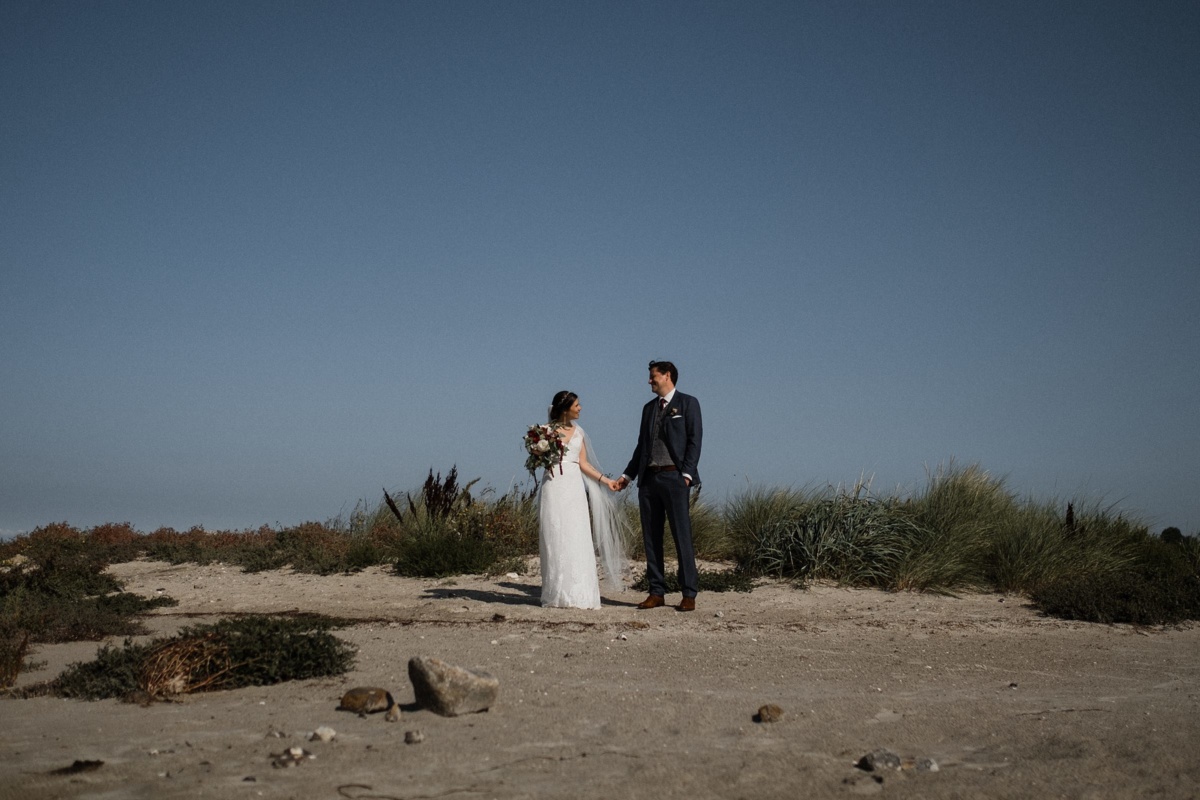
648, 368, 673, 397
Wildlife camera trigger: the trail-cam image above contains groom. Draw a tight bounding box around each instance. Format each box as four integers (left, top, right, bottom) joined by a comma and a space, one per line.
614, 361, 702, 612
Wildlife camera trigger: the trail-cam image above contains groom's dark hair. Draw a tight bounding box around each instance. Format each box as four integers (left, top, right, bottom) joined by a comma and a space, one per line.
648, 360, 678, 384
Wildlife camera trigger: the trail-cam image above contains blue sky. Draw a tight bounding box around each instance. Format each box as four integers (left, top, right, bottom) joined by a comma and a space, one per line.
2, 1, 1197, 536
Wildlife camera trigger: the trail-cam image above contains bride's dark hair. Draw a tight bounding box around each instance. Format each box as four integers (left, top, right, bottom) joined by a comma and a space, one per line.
548, 391, 578, 423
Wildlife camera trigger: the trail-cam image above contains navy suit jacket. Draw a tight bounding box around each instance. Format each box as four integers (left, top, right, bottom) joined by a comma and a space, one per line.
622, 391, 703, 488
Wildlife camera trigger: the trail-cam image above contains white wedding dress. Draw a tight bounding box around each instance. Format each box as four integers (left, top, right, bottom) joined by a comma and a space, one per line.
538, 426, 603, 609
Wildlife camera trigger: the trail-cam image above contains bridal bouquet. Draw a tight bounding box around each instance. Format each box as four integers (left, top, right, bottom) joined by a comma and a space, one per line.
524, 423, 566, 481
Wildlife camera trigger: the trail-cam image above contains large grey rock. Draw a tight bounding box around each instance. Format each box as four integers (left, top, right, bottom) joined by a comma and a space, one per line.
408, 656, 499, 717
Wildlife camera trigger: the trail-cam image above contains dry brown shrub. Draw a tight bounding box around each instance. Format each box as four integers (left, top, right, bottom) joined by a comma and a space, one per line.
138, 632, 236, 696
85, 523, 139, 547
28, 522, 84, 544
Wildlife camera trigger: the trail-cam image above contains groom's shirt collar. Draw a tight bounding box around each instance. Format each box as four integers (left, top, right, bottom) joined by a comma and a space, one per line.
659, 389, 677, 405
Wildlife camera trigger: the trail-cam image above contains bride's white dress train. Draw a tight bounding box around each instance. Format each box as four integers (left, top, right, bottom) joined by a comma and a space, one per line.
538, 426, 602, 609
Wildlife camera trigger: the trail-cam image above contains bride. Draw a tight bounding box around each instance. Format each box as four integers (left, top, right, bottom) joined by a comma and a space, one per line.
538, 391, 627, 608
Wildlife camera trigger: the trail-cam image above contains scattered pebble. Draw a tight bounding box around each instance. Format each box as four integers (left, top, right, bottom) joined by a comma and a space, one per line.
855, 749, 939, 773
309, 726, 336, 743
271, 747, 315, 768
405, 730, 425, 745
755, 704, 784, 723
855, 749, 902, 771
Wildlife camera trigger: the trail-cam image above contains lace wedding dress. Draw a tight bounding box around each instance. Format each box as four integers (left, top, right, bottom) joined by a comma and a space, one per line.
538, 426, 603, 608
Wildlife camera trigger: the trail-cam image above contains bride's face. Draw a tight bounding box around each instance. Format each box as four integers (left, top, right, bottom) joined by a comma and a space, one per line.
565, 399, 581, 421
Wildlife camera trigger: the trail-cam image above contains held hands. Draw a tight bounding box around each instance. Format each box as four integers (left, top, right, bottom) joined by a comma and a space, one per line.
612, 476, 630, 492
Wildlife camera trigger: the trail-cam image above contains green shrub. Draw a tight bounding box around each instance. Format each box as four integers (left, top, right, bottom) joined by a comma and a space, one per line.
0, 527, 177, 647
393, 530, 497, 578
53, 614, 355, 700
458, 486, 539, 559
0, 622, 31, 689
1031, 535, 1200, 624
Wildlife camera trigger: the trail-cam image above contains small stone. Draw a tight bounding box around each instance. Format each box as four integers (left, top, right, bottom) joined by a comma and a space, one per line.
714, 611, 724, 618
338, 687, 397, 719
309, 726, 336, 743
271, 747, 316, 768
1009, 682, 1018, 689
914, 757, 939, 772
405, 730, 425, 744
408, 656, 499, 717
755, 704, 784, 723
855, 749, 902, 771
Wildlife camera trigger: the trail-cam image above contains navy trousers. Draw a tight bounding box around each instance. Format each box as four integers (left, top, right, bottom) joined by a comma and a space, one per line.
639, 470, 699, 598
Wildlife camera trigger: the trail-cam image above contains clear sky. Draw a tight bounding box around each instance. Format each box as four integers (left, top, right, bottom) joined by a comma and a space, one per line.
2, 1, 1197, 537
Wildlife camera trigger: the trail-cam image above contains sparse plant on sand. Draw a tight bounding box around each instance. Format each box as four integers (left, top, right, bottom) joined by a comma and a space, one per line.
51, 615, 355, 700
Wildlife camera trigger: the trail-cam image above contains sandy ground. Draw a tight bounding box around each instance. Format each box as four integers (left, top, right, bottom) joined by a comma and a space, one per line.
3, 558, 1199, 800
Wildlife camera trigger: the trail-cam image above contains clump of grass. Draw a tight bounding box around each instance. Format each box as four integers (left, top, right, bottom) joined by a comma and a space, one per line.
891, 463, 1018, 592
737, 488, 922, 588
53, 614, 356, 700
986, 500, 1145, 595
724, 486, 813, 570
389, 468, 526, 578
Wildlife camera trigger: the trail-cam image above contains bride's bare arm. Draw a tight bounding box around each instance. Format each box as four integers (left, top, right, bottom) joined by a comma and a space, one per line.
578, 441, 619, 491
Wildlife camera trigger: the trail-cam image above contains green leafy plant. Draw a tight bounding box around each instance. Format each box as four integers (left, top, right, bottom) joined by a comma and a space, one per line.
53, 615, 356, 700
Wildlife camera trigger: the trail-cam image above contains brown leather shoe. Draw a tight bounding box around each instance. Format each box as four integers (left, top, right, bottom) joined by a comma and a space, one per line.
675, 597, 696, 612
637, 594, 666, 609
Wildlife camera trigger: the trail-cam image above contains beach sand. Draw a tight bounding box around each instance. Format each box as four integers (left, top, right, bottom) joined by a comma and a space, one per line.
3, 559, 1198, 799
